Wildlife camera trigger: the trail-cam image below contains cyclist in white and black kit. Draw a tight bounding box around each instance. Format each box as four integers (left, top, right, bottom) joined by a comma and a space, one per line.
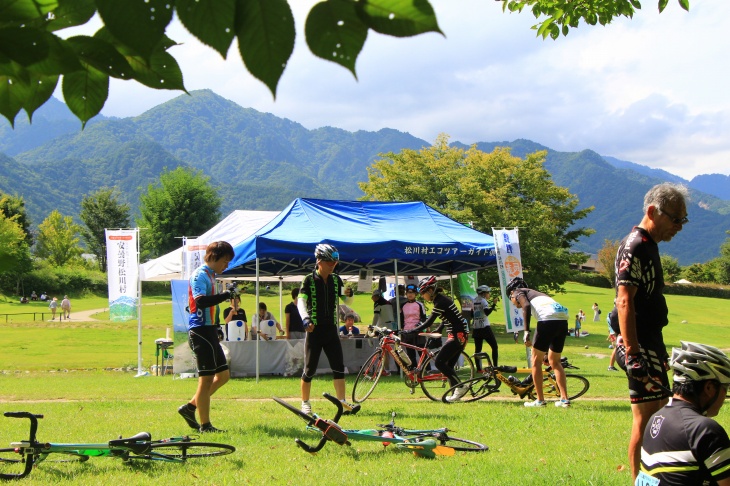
297, 244, 359, 416
403, 276, 470, 402
507, 277, 571, 408
472, 285, 498, 370
615, 183, 689, 480
639, 341, 730, 486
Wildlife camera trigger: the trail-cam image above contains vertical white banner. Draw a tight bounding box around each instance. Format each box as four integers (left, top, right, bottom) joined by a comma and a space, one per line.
492, 228, 524, 333
105, 229, 139, 321
182, 238, 206, 280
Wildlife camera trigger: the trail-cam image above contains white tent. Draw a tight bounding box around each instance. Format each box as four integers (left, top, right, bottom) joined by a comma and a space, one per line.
139, 210, 280, 281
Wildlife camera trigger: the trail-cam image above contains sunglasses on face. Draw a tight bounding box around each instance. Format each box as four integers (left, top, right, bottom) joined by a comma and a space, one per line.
657, 207, 689, 225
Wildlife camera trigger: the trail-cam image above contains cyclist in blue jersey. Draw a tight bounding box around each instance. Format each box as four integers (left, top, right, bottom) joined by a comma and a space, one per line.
507, 277, 571, 408
178, 241, 236, 433
639, 342, 730, 486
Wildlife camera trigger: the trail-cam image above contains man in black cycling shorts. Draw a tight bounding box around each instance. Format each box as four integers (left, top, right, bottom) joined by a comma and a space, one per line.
639, 342, 730, 486
506, 277, 571, 408
615, 182, 688, 480
297, 244, 359, 415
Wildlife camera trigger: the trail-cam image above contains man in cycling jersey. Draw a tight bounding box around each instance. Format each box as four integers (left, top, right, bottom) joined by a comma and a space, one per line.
638, 341, 730, 486
506, 277, 571, 408
178, 241, 236, 433
615, 183, 688, 480
298, 244, 359, 415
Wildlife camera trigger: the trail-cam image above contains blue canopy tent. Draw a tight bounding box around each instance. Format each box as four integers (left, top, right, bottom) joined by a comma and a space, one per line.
224, 198, 496, 277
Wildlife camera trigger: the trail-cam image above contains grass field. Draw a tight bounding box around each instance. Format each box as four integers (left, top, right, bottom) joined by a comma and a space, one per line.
0, 282, 728, 484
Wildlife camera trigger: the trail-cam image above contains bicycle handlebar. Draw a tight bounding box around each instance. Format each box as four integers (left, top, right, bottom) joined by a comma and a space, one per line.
294, 393, 346, 453
0, 412, 43, 480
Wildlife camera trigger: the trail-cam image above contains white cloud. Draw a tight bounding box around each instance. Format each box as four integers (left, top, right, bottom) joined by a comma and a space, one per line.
87, 0, 730, 180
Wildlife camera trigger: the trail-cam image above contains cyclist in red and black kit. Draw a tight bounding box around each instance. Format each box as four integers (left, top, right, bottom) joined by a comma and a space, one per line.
297, 244, 359, 416
614, 182, 689, 481
402, 276, 470, 402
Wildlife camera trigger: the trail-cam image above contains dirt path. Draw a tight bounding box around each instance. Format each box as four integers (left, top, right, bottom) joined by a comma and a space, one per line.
58, 301, 171, 322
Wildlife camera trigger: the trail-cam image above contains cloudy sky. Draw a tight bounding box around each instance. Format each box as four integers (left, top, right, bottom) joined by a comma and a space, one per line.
86, 0, 729, 181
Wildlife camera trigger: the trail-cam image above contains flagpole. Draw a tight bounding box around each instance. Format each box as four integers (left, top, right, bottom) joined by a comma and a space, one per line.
135, 227, 149, 377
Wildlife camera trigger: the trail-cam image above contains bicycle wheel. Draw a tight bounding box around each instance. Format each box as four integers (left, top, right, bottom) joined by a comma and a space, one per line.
127, 442, 235, 461
432, 433, 487, 452
351, 350, 384, 403
273, 396, 315, 425
419, 351, 475, 401
541, 374, 590, 401
441, 373, 498, 403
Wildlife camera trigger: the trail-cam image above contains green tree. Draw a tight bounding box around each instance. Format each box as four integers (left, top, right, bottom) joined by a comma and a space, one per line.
34, 210, 83, 266
0, 210, 32, 275
712, 232, 730, 285
360, 134, 594, 293
596, 239, 620, 286
137, 166, 221, 259
660, 255, 682, 283
0, 193, 33, 245
1, 0, 688, 126
79, 188, 131, 272
681, 262, 715, 284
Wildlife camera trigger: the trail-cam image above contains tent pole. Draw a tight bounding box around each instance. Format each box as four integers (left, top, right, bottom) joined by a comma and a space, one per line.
256, 258, 260, 383
279, 277, 283, 333
135, 227, 148, 377
394, 260, 402, 379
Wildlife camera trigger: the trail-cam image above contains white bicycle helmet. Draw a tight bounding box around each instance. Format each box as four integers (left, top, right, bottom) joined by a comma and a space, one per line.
314, 243, 339, 262
670, 341, 730, 385
476, 285, 491, 294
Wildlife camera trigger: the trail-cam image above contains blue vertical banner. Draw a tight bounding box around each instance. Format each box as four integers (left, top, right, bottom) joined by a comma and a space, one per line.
492, 228, 524, 333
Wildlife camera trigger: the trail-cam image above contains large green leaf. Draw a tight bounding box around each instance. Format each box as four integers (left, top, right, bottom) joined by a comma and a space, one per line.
0, 74, 27, 126
44, 0, 95, 32
176, 0, 235, 58
355, 0, 442, 37
235, 0, 295, 97
0, 27, 49, 65
305, 0, 368, 77
22, 72, 57, 121
96, 0, 173, 60
61, 63, 108, 127
66, 35, 133, 80
124, 48, 185, 91
0, 0, 57, 23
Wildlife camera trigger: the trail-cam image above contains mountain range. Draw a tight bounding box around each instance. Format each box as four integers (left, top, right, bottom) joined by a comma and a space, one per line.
1, 90, 728, 266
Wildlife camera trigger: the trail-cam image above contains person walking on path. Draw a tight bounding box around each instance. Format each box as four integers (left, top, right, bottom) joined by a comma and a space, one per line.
614, 182, 688, 481
61, 295, 71, 320
48, 297, 58, 320
178, 241, 236, 434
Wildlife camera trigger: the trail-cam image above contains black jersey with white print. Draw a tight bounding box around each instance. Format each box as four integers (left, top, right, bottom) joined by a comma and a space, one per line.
639, 399, 730, 486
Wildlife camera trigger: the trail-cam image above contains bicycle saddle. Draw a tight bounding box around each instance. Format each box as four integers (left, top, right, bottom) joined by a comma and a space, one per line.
109, 431, 152, 446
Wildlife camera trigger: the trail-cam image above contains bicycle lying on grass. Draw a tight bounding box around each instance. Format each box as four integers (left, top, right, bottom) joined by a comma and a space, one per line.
351, 326, 475, 403
442, 353, 590, 403
0, 412, 235, 480
273, 393, 487, 457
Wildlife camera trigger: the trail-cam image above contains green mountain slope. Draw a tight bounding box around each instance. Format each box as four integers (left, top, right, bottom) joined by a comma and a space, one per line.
1, 91, 728, 265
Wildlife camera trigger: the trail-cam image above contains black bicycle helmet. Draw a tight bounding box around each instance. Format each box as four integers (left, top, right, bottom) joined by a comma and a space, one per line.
314, 243, 339, 262
670, 341, 730, 385
417, 276, 437, 294
505, 277, 527, 295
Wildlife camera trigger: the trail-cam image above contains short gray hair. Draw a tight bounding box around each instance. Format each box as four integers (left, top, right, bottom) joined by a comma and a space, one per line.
643, 183, 689, 214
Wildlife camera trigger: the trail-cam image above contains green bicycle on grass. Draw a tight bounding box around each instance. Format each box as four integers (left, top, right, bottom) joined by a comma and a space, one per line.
274, 393, 487, 457
0, 412, 235, 480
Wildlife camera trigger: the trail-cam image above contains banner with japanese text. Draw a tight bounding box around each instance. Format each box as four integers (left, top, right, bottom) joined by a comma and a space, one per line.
105, 229, 138, 321
492, 228, 524, 333
457, 272, 478, 324
182, 238, 206, 281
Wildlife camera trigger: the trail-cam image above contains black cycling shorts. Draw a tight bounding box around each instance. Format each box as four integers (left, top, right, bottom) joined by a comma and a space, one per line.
188, 326, 229, 377
532, 320, 568, 354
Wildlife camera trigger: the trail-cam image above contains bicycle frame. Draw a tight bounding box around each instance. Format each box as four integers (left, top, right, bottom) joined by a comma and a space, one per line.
274, 393, 486, 457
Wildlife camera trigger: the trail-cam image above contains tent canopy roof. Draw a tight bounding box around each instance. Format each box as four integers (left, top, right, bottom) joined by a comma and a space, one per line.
225, 198, 496, 277
140, 210, 280, 281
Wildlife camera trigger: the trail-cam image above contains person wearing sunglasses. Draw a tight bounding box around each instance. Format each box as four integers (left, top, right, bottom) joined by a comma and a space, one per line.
614, 182, 689, 481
